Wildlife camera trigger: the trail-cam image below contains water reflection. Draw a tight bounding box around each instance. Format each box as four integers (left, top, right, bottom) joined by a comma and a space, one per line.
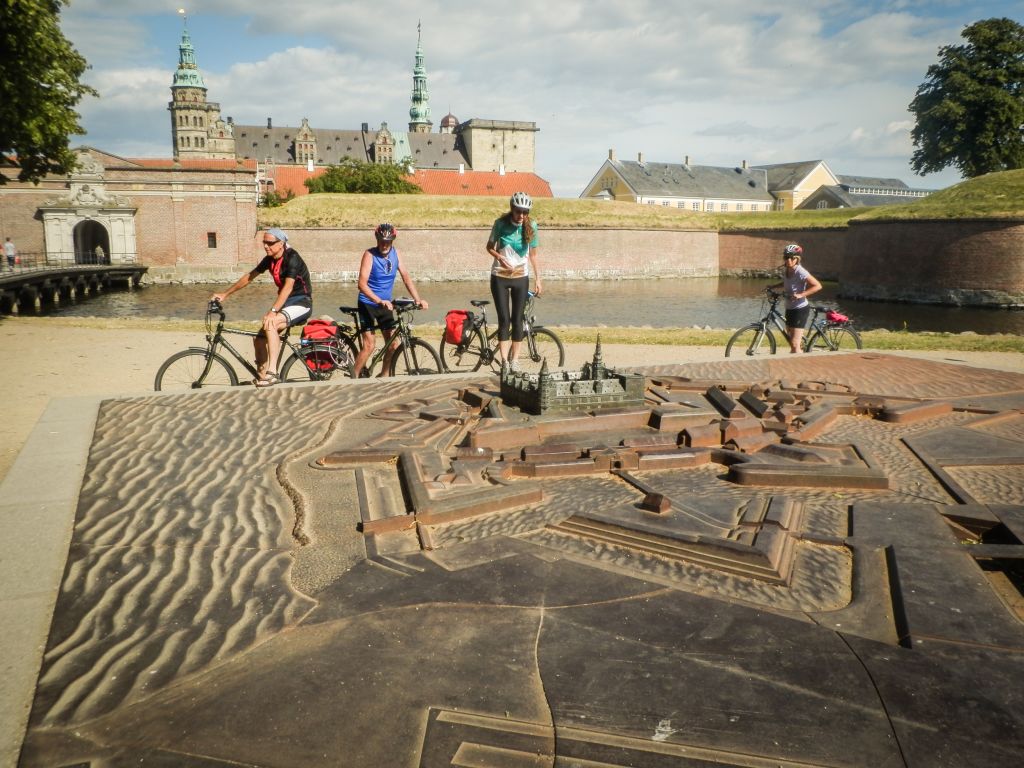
37, 278, 1024, 335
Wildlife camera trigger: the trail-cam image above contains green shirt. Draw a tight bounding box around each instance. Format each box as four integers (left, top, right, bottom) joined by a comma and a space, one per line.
489, 217, 538, 278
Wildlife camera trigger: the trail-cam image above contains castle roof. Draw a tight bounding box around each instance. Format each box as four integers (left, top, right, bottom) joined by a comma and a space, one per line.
232, 124, 469, 170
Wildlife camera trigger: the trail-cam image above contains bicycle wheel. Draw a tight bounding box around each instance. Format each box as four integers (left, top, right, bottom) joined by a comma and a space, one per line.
154, 349, 238, 391
390, 337, 443, 376
725, 324, 777, 357
806, 325, 863, 352
520, 327, 565, 373
439, 327, 487, 373
280, 337, 357, 382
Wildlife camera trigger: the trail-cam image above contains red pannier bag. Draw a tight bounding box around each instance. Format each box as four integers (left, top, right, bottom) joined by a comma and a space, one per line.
825, 310, 849, 324
445, 309, 473, 345
301, 318, 340, 372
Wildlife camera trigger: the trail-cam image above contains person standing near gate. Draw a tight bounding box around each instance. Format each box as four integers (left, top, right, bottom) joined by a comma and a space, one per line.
4, 237, 16, 270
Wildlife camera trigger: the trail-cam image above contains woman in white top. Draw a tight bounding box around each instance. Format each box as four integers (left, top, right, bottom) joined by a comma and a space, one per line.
769, 243, 822, 353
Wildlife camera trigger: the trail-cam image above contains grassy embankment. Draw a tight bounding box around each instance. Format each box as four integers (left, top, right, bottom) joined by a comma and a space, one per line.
253, 170, 1024, 353
262, 169, 1024, 231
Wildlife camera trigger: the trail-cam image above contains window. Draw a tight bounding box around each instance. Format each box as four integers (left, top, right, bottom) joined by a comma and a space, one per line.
750, 204, 758, 212
736, 203, 744, 211
706, 202, 714, 211
646, 200, 656, 205
662, 201, 670, 206
692, 202, 700, 211
677, 201, 686, 208
721, 203, 728, 212
207, 232, 217, 248
816, 200, 829, 209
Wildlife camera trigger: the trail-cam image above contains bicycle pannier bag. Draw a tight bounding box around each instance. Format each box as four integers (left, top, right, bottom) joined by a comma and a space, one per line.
301, 318, 340, 372
825, 310, 849, 324
302, 318, 339, 342
445, 310, 474, 345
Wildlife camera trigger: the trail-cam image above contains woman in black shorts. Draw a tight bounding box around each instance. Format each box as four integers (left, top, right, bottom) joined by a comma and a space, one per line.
769, 243, 822, 353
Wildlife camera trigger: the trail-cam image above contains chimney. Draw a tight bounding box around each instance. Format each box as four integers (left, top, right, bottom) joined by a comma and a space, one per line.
684, 155, 690, 166
458, 163, 465, 174
361, 122, 369, 132
637, 152, 644, 164
608, 148, 616, 161
499, 164, 506, 176
267, 118, 272, 129
742, 159, 748, 169
227, 116, 233, 124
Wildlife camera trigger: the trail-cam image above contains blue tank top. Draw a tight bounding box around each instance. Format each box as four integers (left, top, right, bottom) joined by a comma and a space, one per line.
359, 246, 400, 305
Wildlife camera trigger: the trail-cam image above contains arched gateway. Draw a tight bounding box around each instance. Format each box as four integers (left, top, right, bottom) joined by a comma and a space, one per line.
39, 151, 138, 266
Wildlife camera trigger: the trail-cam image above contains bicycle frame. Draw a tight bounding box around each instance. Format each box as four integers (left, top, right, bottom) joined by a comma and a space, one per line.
340, 298, 426, 375
478, 293, 547, 363
199, 304, 301, 382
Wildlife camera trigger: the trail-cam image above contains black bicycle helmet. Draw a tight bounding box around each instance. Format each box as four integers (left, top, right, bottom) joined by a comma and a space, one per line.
374, 222, 397, 241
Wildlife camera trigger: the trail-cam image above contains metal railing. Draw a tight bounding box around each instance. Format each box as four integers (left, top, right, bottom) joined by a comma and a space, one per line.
1, 252, 138, 274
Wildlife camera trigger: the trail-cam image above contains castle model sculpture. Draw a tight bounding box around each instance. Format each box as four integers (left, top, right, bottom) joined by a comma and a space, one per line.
499, 337, 645, 415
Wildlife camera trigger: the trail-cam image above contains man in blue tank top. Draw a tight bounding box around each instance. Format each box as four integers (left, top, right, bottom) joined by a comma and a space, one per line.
353, 223, 428, 377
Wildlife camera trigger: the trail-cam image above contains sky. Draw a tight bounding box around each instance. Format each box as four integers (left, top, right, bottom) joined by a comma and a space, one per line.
59, 0, 1022, 197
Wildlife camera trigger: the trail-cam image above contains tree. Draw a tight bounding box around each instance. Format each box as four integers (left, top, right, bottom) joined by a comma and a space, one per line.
0, 0, 98, 184
909, 17, 1024, 178
305, 157, 422, 194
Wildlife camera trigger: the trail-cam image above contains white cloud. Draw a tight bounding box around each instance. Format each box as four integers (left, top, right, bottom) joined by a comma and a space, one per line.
58, 0, 1012, 194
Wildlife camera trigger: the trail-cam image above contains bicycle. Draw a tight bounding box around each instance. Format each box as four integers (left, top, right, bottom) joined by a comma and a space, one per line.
154, 300, 349, 390
438, 291, 565, 374
329, 297, 442, 377
724, 288, 863, 357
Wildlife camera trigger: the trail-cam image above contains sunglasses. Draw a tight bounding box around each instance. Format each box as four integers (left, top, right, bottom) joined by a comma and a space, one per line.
511, 207, 529, 215
262, 239, 280, 246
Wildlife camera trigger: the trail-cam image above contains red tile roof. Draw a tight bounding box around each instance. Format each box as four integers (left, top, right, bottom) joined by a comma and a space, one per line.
408, 169, 553, 197
264, 165, 327, 196
262, 165, 553, 198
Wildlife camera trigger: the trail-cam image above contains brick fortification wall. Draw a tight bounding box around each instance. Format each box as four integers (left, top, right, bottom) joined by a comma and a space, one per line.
718, 229, 848, 280
841, 219, 1024, 306
287, 227, 719, 282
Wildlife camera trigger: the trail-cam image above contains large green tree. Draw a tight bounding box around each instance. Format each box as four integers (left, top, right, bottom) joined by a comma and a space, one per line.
909, 17, 1024, 178
0, 0, 97, 184
305, 157, 422, 194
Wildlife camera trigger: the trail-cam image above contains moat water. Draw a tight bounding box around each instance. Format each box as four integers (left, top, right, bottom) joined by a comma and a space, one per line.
40, 277, 1024, 335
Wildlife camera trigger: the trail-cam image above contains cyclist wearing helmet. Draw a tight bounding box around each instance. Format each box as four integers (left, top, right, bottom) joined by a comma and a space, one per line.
769, 243, 821, 353
353, 222, 429, 377
211, 227, 312, 386
486, 191, 543, 369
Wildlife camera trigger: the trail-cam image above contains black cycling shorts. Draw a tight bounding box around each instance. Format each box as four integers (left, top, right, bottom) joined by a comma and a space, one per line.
786, 305, 811, 329
358, 302, 398, 332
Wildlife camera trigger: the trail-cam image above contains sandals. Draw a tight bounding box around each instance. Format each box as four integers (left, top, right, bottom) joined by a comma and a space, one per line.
255, 373, 280, 388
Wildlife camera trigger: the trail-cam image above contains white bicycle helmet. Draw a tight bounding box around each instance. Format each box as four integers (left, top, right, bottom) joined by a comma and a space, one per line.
510, 191, 533, 211
783, 243, 803, 257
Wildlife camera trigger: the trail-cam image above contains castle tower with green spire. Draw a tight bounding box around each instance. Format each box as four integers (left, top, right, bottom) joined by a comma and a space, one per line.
168, 15, 235, 160
408, 22, 433, 134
